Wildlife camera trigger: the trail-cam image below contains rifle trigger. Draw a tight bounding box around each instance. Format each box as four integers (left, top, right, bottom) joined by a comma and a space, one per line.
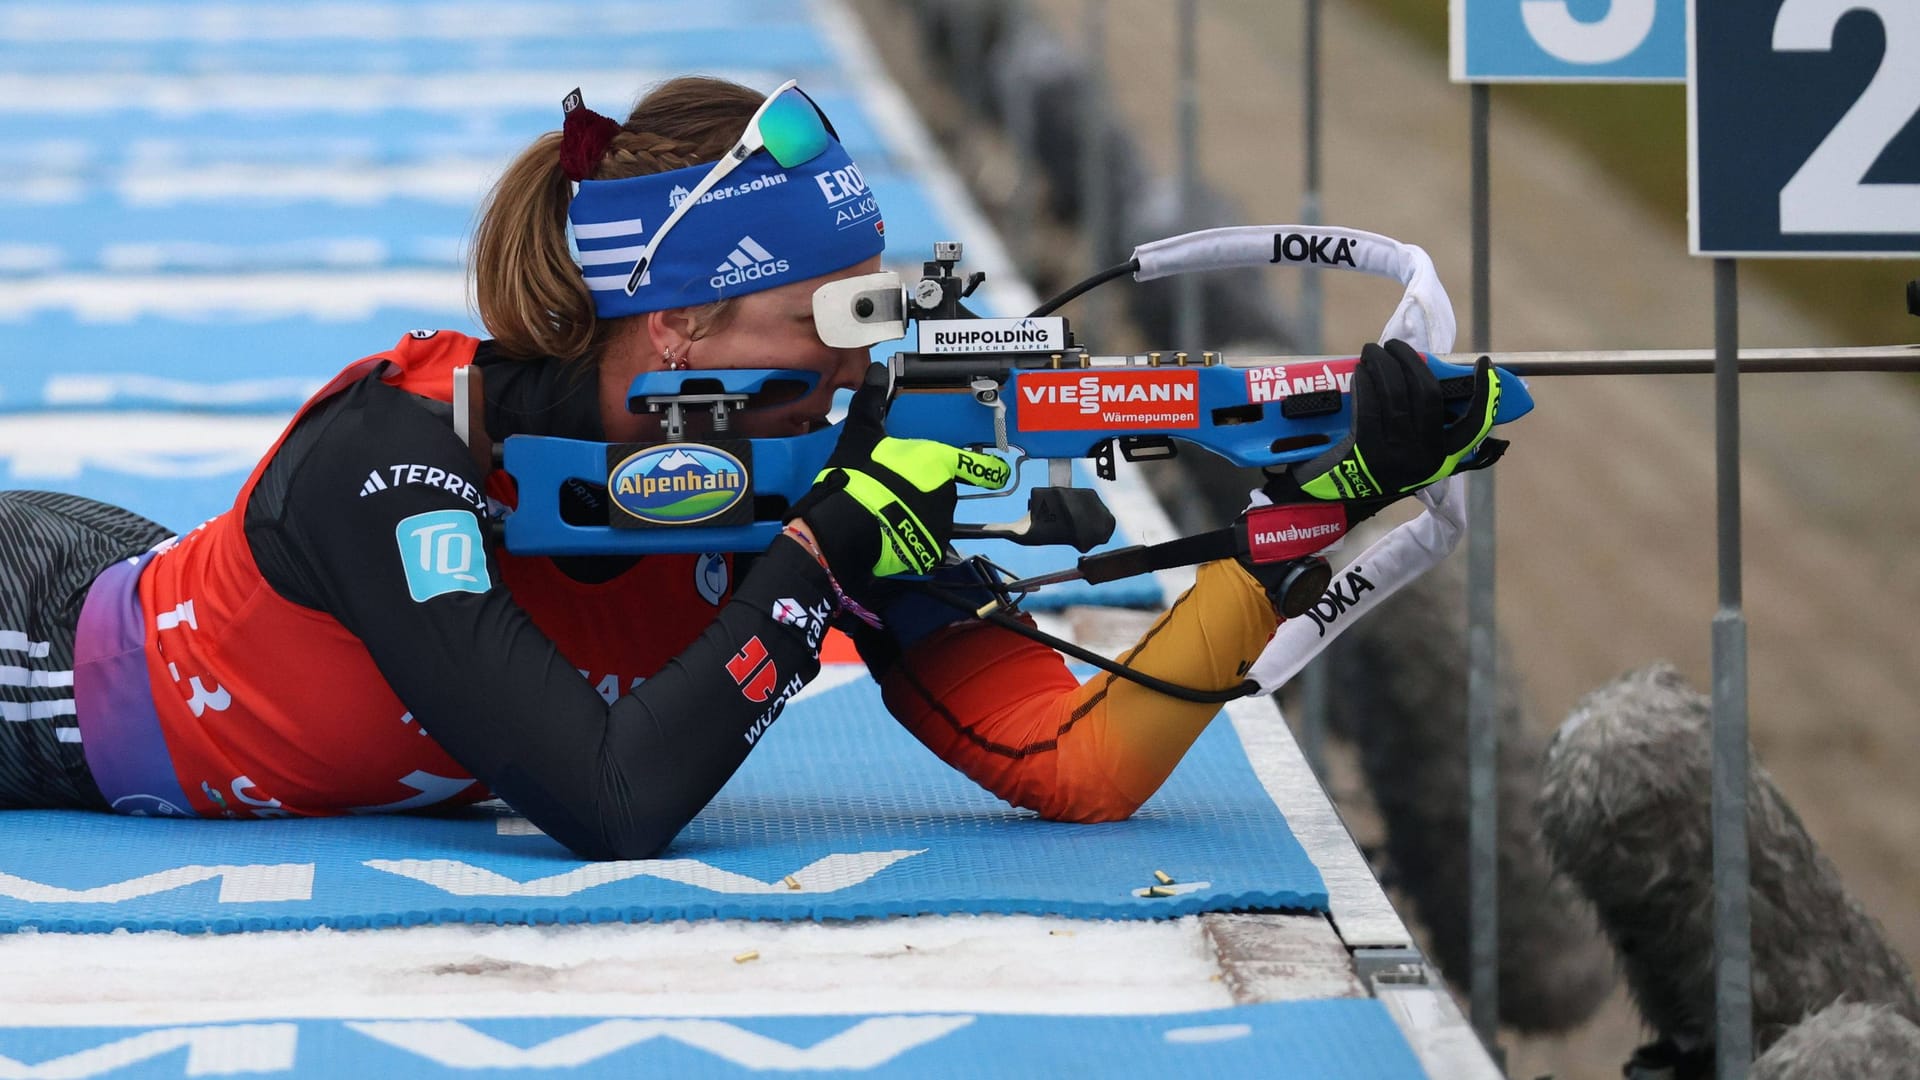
971, 377, 1009, 451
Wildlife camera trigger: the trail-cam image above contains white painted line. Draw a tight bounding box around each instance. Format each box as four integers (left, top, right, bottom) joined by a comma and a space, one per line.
113, 160, 500, 207
43, 375, 326, 408
1376, 984, 1505, 1080
0, 3, 772, 43
0, 269, 468, 321
1226, 697, 1412, 951
0, 412, 287, 479
0, 70, 788, 115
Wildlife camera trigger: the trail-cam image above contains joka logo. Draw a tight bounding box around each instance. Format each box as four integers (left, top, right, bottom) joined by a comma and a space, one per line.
669, 171, 788, 208
1304, 565, 1376, 638
710, 236, 790, 289
726, 636, 780, 703
608, 444, 749, 526
1270, 232, 1359, 268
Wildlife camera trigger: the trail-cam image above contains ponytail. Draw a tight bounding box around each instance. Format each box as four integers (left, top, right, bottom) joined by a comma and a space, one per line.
472, 132, 595, 361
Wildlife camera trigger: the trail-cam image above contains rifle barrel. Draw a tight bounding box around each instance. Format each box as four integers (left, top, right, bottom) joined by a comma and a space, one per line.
1459, 345, 1920, 376
1218, 345, 1920, 376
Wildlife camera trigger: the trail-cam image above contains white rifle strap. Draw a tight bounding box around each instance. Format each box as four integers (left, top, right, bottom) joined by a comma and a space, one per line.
1129, 224, 1458, 358
1148, 225, 1471, 692
1246, 475, 1466, 693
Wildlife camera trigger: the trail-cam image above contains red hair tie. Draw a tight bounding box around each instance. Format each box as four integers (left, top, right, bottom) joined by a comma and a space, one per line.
558, 87, 623, 182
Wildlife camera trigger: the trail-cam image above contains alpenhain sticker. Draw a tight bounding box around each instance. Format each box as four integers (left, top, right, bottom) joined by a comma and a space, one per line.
1015, 370, 1201, 431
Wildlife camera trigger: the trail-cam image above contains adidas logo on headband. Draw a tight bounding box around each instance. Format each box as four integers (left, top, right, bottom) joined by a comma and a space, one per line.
711, 236, 790, 289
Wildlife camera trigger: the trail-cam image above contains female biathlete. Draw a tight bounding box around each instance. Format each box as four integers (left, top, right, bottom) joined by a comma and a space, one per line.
0, 76, 1505, 860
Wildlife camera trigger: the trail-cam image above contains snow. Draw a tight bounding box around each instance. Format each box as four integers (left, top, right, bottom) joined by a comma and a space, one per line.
0, 916, 1235, 1027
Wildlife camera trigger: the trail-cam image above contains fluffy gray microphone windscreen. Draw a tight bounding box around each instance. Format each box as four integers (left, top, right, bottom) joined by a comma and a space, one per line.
1538, 663, 1920, 1055
1751, 1002, 1920, 1080
1322, 549, 1614, 1033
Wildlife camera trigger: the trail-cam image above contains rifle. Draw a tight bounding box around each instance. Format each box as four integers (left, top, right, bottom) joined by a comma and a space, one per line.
468, 227, 1534, 625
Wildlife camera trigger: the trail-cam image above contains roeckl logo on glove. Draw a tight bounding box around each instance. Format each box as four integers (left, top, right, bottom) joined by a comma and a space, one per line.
880, 502, 938, 574
955, 454, 1011, 489
1340, 459, 1381, 499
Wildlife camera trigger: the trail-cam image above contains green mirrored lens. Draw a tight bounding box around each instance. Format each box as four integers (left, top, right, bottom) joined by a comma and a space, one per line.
757, 89, 832, 168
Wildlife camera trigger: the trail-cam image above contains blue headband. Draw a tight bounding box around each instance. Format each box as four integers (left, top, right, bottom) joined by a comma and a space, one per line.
569, 141, 886, 318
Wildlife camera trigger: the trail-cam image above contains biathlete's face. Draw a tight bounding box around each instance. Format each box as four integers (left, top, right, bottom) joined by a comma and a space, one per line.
606, 255, 882, 443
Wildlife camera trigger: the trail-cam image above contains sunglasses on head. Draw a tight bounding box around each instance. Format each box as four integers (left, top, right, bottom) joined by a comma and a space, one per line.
623, 80, 838, 296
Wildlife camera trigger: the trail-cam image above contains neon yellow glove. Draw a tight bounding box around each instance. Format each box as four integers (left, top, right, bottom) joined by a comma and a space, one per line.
787, 364, 1011, 581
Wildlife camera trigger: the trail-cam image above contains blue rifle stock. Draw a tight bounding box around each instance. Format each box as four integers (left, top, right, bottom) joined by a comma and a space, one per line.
494, 349, 1533, 557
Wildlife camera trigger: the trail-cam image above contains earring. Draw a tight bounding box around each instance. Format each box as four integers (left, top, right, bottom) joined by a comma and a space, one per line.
663, 346, 690, 371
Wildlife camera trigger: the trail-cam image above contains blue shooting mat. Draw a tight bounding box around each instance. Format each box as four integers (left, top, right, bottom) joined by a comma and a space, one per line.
0, 1001, 1427, 1079
0, 674, 1327, 935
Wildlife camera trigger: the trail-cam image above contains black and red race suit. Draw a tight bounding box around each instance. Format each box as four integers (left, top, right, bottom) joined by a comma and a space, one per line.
73, 331, 837, 860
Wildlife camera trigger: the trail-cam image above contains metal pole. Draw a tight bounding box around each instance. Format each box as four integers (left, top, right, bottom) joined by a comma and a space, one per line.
1007, 65, 1035, 270
1465, 81, 1500, 1058
955, 2, 987, 111
1174, 0, 1202, 354
1294, 0, 1329, 780
1299, 0, 1324, 355
1080, 0, 1111, 331
1712, 259, 1753, 1080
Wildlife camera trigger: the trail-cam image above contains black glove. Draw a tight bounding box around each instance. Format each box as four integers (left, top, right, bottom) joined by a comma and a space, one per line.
1262, 338, 1507, 519
786, 364, 1012, 591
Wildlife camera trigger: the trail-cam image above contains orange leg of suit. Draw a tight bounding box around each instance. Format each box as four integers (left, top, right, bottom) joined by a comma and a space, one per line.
882, 559, 1280, 823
